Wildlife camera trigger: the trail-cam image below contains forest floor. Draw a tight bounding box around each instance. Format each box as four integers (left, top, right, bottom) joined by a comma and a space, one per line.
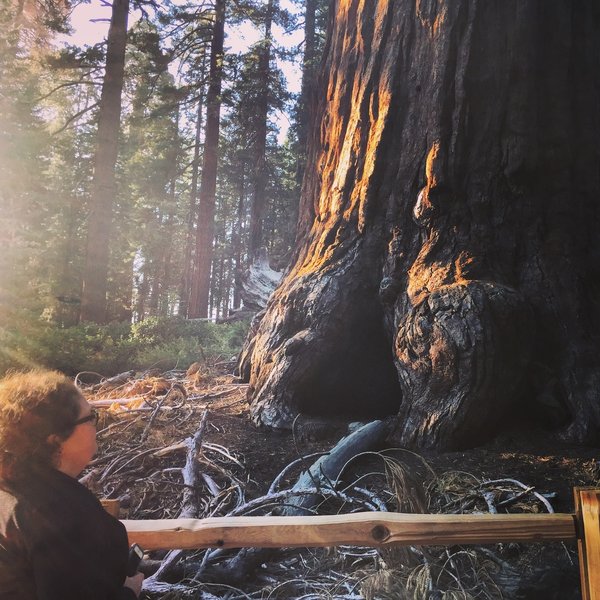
81, 365, 599, 600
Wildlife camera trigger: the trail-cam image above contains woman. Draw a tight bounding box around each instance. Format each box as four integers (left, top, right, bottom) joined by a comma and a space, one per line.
0, 370, 144, 599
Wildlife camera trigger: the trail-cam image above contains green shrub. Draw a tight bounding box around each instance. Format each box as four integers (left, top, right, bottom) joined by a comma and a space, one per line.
131, 316, 196, 346
131, 316, 250, 363
132, 336, 207, 371
0, 321, 135, 376
0, 315, 251, 377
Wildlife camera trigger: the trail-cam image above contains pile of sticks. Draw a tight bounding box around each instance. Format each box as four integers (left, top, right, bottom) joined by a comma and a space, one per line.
80, 370, 574, 600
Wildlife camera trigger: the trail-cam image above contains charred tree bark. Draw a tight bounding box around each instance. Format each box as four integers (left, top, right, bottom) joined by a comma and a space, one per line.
80, 0, 129, 324
189, 0, 225, 319
240, 0, 600, 449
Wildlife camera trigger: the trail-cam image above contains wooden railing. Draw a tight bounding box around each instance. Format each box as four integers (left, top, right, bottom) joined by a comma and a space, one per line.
103, 487, 600, 599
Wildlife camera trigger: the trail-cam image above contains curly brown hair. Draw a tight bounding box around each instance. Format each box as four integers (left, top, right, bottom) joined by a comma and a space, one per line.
0, 370, 83, 482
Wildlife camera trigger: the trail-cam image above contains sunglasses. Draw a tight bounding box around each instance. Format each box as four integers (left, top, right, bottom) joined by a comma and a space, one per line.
73, 408, 99, 427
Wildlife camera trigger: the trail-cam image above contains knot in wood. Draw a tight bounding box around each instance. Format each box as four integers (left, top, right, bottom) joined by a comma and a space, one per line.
371, 524, 390, 543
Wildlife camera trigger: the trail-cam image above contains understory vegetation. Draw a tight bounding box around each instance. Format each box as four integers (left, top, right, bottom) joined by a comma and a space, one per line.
0, 316, 250, 377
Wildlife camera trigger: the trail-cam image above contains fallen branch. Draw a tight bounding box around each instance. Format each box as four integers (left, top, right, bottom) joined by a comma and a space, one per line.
283, 420, 389, 516
480, 479, 555, 513
90, 397, 148, 407
180, 410, 209, 518
189, 421, 391, 586
152, 441, 188, 457
268, 452, 327, 494
145, 410, 209, 585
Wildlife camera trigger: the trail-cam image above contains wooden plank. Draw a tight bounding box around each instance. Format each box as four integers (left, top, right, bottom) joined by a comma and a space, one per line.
575, 488, 600, 600
122, 511, 576, 551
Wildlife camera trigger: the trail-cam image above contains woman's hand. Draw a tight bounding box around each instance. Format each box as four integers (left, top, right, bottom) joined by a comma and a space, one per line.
124, 572, 144, 597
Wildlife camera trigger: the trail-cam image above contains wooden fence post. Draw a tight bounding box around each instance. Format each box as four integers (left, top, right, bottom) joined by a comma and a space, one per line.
575, 487, 600, 600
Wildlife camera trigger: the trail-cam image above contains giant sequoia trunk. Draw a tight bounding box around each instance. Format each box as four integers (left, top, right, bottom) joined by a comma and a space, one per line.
240, 0, 600, 449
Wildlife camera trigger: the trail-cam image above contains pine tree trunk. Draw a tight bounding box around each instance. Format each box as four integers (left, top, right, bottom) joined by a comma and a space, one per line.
179, 95, 204, 318
112, 252, 133, 323
148, 256, 161, 315
295, 0, 317, 188
223, 253, 233, 316
240, 0, 600, 450
214, 239, 225, 319
232, 164, 246, 310
247, 0, 274, 260
159, 112, 180, 316
159, 212, 175, 316
80, 0, 129, 323
56, 195, 80, 327
135, 269, 149, 321
189, 0, 225, 319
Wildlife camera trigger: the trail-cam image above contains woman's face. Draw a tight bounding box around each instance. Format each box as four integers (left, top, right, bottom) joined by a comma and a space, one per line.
54, 394, 98, 478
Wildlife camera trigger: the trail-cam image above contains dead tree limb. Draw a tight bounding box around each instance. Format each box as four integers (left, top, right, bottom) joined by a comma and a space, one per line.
191, 420, 389, 585
180, 410, 209, 518
144, 410, 209, 586
282, 420, 388, 515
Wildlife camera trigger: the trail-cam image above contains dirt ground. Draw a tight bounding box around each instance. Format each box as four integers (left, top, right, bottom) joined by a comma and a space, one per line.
83, 368, 600, 599
185, 374, 599, 515
208, 397, 599, 513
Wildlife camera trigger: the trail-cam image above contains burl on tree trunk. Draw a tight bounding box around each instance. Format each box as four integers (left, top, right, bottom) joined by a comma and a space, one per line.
239, 0, 600, 449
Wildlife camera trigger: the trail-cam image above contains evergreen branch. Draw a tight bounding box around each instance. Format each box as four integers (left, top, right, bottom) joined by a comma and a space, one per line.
169, 25, 212, 60
51, 101, 100, 135
34, 79, 100, 104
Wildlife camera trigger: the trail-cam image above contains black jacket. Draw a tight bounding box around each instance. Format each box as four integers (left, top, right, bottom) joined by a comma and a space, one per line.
0, 466, 136, 600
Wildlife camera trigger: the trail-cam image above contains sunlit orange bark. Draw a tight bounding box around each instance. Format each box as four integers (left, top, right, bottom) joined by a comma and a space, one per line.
240, 0, 600, 449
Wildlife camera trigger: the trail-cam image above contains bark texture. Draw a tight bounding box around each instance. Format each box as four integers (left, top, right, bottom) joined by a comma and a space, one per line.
240, 0, 600, 449
294, 0, 318, 188
80, 0, 129, 323
248, 0, 274, 260
189, 0, 225, 319
179, 95, 204, 318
